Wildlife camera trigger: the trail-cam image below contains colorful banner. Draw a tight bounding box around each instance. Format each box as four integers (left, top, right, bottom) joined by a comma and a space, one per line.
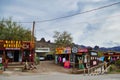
56, 47, 71, 54
78, 48, 88, 53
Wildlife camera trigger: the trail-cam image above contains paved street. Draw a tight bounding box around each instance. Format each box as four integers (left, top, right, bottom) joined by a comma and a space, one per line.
0, 73, 120, 80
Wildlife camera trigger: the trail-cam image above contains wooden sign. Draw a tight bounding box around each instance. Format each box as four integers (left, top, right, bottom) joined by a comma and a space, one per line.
56, 47, 71, 54
78, 48, 88, 53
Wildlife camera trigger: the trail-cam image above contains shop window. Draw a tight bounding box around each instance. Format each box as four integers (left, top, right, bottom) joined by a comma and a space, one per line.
7, 51, 13, 59
0, 51, 2, 63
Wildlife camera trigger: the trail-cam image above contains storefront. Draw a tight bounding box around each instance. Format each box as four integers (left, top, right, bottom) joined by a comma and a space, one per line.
55, 47, 71, 68
89, 51, 99, 67
104, 51, 120, 63
0, 40, 34, 64
35, 47, 50, 60
71, 47, 98, 69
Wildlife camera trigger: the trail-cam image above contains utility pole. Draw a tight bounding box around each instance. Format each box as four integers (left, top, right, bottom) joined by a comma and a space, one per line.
30, 21, 35, 63
32, 21, 35, 43
31, 21, 35, 49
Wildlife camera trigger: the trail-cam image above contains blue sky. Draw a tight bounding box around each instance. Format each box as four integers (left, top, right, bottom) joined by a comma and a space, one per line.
0, 0, 120, 47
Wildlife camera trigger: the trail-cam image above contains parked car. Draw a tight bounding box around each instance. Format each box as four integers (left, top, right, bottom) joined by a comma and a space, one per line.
46, 54, 54, 60
39, 56, 45, 61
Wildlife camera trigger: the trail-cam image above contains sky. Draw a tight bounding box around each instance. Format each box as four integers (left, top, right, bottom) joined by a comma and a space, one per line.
0, 0, 120, 48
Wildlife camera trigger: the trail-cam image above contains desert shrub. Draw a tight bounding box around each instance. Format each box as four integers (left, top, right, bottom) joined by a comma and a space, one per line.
115, 60, 120, 69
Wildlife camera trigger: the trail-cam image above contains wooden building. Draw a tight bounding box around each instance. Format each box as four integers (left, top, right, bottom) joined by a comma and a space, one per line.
0, 40, 35, 64
55, 47, 71, 68
103, 51, 120, 63
71, 47, 99, 69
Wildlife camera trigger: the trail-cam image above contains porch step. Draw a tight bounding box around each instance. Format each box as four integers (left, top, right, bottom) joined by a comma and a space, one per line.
5, 62, 25, 72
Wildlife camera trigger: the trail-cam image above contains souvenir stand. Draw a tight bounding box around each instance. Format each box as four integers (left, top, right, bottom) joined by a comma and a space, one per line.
0, 40, 34, 68
72, 48, 89, 69
104, 51, 120, 63
55, 47, 71, 68
89, 50, 99, 67
71, 47, 99, 70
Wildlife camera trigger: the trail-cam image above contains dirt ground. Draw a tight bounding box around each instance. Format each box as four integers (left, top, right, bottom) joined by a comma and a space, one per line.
2, 61, 72, 75
35, 61, 71, 74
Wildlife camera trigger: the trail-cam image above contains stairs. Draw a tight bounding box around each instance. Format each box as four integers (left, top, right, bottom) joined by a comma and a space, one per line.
87, 63, 111, 76
5, 62, 25, 72
89, 68, 102, 76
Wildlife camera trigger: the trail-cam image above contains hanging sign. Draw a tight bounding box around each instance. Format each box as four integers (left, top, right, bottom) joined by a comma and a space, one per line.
56, 47, 71, 54
78, 48, 88, 53
72, 47, 78, 53
93, 61, 97, 65
90, 52, 98, 56
64, 47, 71, 54
56, 47, 64, 54
3, 40, 22, 50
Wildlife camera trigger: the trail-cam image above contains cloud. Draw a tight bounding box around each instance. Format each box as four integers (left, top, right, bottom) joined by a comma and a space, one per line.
0, 0, 120, 47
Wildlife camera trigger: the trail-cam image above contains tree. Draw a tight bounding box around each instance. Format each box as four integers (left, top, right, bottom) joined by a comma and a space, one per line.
97, 51, 103, 57
115, 60, 120, 69
94, 45, 99, 50
87, 46, 93, 51
0, 18, 33, 41
40, 37, 46, 42
53, 31, 73, 47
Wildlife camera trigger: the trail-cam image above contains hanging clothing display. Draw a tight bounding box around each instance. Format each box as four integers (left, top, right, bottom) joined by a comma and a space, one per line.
55, 55, 58, 64
84, 55, 87, 63
58, 56, 62, 63
64, 61, 70, 68
62, 57, 66, 63
77, 57, 84, 69
108, 56, 111, 60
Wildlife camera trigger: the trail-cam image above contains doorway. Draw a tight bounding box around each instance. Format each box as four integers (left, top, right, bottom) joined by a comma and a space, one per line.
14, 50, 19, 62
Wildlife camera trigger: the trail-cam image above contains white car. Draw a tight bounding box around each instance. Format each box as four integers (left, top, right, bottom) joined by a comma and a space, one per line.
0, 58, 2, 63
39, 56, 45, 61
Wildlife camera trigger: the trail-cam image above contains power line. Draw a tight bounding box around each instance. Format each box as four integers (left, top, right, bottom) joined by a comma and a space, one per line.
36, 14, 120, 29
0, 1, 120, 23
35, 1, 120, 23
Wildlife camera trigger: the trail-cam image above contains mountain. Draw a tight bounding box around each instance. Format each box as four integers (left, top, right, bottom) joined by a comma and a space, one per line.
75, 44, 120, 52
99, 46, 120, 52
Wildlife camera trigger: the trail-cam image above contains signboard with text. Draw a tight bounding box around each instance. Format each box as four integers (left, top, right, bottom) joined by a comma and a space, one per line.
56, 47, 71, 54
0, 40, 31, 50
78, 48, 88, 53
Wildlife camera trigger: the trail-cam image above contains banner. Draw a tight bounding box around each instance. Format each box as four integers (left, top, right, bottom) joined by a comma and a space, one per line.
78, 48, 88, 53
0, 40, 31, 50
56, 47, 71, 54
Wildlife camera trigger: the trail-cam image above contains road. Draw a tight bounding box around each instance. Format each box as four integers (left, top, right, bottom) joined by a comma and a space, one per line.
0, 73, 120, 80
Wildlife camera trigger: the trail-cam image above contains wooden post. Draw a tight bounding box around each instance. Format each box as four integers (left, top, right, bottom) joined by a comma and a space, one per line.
21, 47, 23, 64
101, 65, 102, 74
84, 68, 85, 75
88, 68, 90, 75
31, 21, 35, 63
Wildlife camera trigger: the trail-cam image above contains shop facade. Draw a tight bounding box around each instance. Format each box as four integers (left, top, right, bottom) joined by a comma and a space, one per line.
55, 47, 99, 69
55, 47, 71, 68
71, 47, 99, 69
0, 40, 34, 64
35, 47, 50, 60
103, 51, 120, 63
